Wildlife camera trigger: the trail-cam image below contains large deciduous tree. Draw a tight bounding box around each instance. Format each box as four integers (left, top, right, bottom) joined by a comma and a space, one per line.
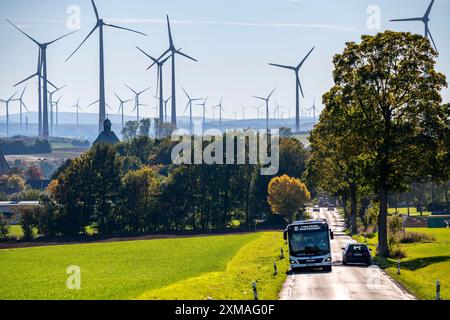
268, 174, 310, 222
323, 31, 448, 256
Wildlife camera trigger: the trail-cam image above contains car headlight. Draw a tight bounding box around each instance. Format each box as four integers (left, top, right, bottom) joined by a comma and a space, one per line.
290, 260, 296, 264
324, 257, 332, 262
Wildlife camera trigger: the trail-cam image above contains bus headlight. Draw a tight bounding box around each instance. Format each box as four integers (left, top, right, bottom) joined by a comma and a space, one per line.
324, 257, 332, 262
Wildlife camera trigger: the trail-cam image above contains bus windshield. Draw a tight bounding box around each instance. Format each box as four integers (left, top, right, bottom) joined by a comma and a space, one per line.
288, 229, 330, 256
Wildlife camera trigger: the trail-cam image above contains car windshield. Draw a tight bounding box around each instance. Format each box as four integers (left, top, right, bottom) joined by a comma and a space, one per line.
348, 245, 369, 252
289, 230, 330, 256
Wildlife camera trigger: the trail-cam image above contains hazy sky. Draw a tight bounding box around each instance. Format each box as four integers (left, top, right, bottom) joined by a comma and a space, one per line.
0, 0, 449, 121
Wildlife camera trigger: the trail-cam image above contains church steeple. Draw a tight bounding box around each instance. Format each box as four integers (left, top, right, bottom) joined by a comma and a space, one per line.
93, 118, 119, 145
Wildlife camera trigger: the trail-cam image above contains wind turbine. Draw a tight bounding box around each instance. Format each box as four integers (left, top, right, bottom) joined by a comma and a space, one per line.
242, 106, 248, 120
390, 0, 437, 51
253, 88, 276, 131
17, 85, 29, 131
137, 47, 172, 126
212, 97, 224, 126
182, 87, 202, 134
115, 93, 133, 130
66, 0, 147, 134
155, 15, 198, 127
251, 104, 263, 119
69, 98, 82, 128
8, 20, 75, 139
48, 85, 66, 136
125, 85, 150, 122
269, 47, 314, 132
307, 98, 319, 125
163, 96, 171, 123
0, 91, 19, 137
196, 97, 208, 128
54, 96, 62, 130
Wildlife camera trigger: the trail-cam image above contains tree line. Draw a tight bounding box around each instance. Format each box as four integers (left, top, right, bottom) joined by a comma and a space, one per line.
305, 31, 449, 257
18, 134, 307, 238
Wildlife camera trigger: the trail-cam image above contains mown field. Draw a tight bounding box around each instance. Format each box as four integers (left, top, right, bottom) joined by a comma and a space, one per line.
354, 228, 450, 300
0, 232, 287, 300
387, 207, 432, 216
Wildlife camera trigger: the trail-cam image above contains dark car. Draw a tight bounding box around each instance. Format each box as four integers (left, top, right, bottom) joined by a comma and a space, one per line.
342, 243, 372, 266
313, 205, 320, 212
327, 203, 334, 211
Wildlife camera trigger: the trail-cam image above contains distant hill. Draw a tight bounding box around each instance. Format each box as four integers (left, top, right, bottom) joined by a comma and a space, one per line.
0, 112, 315, 142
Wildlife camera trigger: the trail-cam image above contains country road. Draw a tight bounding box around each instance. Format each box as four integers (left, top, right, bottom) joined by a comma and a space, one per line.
279, 208, 415, 300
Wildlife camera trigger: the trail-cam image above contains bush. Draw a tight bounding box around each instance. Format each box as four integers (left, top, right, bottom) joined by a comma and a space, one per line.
10, 188, 44, 201
389, 245, 407, 259
0, 214, 9, 239
17, 207, 37, 240
388, 214, 404, 245
400, 231, 435, 244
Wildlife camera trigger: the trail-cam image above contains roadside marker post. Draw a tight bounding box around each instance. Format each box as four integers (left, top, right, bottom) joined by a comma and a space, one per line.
273, 261, 278, 276
280, 247, 284, 259
397, 259, 401, 275
252, 282, 258, 300
436, 280, 441, 300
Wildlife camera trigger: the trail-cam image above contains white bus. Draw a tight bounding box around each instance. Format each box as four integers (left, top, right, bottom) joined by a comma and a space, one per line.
283, 219, 334, 271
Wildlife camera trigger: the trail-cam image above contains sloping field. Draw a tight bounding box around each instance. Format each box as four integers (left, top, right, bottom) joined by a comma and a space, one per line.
0, 232, 286, 300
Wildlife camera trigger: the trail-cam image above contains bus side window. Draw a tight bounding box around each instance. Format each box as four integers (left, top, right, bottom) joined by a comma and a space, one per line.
330, 230, 334, 240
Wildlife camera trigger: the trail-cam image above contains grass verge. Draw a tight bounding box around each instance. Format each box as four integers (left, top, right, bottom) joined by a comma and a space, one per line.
137, 232, 288, 300
353, 228, 450, 300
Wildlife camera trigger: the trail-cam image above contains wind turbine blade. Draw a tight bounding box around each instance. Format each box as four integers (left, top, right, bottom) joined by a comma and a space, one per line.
9, 91, 19, 101
425, 0, 435, 18
20, 84, 27, 99
14, 73, 37, 87
267, 87, 276, 100
427, 26, 438, 51
91, 0, 100, 21
268, 63, 295, 70
7, 20, 40, 46
136, 46, 157, 63
47, 30, 78, 45
138, 87, 151, 95
87, 100, 99, 107
298, 47, 315, 69
66, 25, 98, 62
22, 102, 29, 112
176, 50, 197, 62
182, 87, 190, 99
105, 23, 148, 36
298, 77, 305, 98
167, 15, 174, 47
183, 102, 190, 115
390, 17, 422, 22
114, 93, 121, 101
253, 96, 265, 101
125, 84, 138, 95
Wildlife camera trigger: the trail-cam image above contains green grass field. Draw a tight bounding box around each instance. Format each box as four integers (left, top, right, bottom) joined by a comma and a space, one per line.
387, 207, 431, 216
0, 232, 287, 300
354, 228, 450, 300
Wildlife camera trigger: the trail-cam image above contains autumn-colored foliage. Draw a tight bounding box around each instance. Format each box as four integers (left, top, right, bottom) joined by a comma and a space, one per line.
267, 174, 310, 222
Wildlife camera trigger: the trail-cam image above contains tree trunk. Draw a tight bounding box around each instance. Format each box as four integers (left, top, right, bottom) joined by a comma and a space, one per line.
350, 183, 358, 234
378, 187, 389, 257
341, 192, 349, 230
359, 197, 370, 227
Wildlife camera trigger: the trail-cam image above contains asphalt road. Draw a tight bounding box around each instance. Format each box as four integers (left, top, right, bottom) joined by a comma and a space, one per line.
279, 208, 415, 300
